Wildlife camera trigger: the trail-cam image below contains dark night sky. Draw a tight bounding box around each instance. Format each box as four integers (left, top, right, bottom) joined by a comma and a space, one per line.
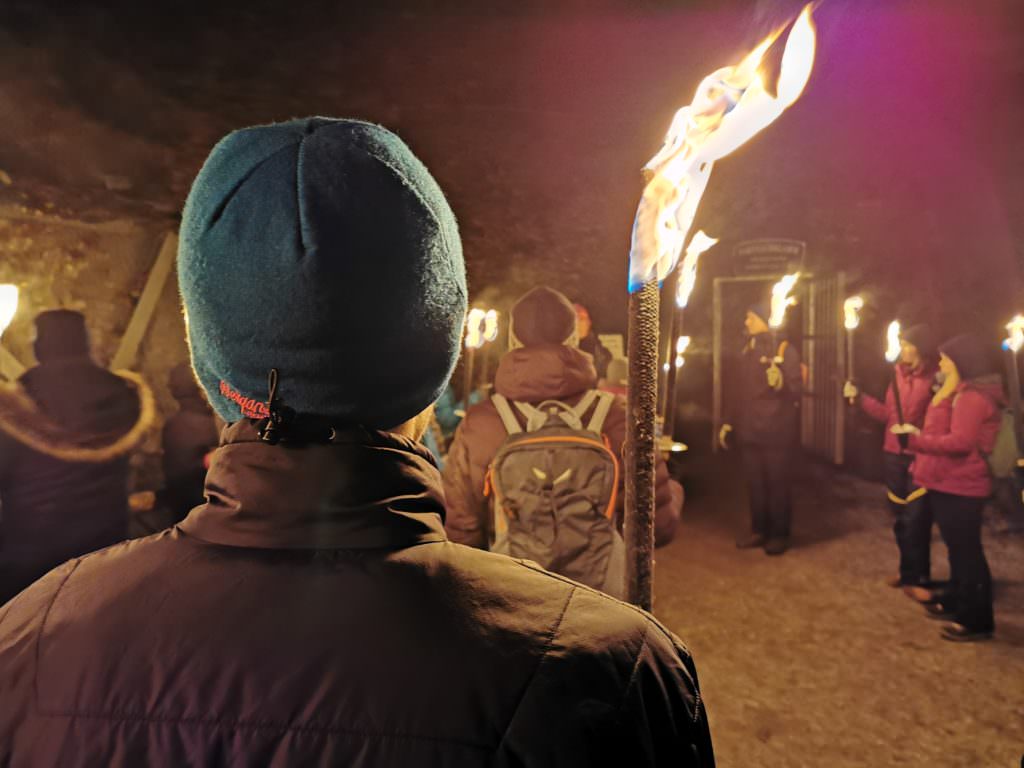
0, 0, 1021, 342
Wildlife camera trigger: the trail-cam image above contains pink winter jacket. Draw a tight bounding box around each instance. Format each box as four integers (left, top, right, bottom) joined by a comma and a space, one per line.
860, 363, 935, 455
909, 378, 1004, 498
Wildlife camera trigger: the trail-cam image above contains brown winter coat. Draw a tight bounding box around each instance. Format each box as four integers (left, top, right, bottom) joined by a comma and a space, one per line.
444, 343, 680, 549
0, 421, 713, 766
0, 362, 153, 603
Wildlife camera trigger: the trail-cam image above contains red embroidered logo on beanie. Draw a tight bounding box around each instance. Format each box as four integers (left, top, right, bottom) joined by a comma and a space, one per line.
219, 380, 270, 419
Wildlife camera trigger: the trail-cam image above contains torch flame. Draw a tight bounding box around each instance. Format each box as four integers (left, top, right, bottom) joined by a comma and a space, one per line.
675, 231, 719, 308
769, 273, 800, 329
1004, 314, 1024, 353
465, 308, 486, 349
885, 320, 902, 363
843, 296, 864, 331
483, 309, 499, 343
628, 4, 817, 290
674, 335, 691, 369
0, 284, 18, 336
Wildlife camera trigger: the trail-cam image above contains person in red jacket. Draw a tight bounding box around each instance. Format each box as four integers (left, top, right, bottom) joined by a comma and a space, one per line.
892, 333, 1002, 642
844, 324, 937, 595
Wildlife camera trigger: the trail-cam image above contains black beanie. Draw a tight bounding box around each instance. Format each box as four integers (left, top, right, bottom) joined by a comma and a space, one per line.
510, 287, 578, 347
33, 310, 89, 362
939, 333, 998, 381
900, 323, 937, 361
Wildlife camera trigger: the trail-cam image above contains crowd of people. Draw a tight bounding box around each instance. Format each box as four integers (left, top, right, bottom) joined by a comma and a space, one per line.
0, 118, 713, 765
0, 115, 1016, 762
716, 304, 1007, 643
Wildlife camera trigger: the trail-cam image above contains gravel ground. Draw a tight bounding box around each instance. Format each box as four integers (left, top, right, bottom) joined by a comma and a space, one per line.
654, 451, 1024, 768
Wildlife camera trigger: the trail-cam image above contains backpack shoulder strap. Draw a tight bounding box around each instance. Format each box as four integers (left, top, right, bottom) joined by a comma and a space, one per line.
570, 390, 599, 421
491, 394, 523, 435
588, 391, 616, 434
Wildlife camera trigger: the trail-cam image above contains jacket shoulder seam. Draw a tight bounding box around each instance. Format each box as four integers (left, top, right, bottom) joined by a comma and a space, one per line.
34, 558, 83, 710
495, 581, 576, 751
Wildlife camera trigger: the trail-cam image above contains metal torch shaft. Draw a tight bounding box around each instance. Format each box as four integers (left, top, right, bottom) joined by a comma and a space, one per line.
663, 310, 683, 439
846, 329, 856, 405
462, 347, 476, 406
891, 365, 907, 450
1005, 347, 1023, 452
625, 279, 659, 612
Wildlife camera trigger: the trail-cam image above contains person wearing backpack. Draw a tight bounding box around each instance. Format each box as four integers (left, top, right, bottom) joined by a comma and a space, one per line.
718, 301, 803, 556
892, 333, 1002, 642
443, 286, 682, 594
0, 119, 713, 765
843, 324, 938, 598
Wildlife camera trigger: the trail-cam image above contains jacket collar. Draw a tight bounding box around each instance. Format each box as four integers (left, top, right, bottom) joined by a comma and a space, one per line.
179, 421, 448, 550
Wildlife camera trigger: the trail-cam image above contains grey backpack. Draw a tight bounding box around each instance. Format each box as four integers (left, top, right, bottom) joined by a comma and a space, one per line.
485, 390, 626, 598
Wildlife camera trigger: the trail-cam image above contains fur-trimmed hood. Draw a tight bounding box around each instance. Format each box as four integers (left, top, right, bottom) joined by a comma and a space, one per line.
0, 368, 155, 463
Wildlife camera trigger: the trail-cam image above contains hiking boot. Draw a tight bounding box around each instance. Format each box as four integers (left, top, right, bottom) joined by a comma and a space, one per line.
923, 602, 955, 620
940, 623, 993, 643
903, 585, 937, 604
736, 532, 766, 549
764, 537, 790, 556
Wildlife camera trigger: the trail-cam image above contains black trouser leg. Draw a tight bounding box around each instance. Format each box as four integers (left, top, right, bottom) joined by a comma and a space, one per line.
884, 452, 931, 585
742, 445, 769, 537
763, 448, 792, 540
931, 491, 994, 632
901, 493, 933, 585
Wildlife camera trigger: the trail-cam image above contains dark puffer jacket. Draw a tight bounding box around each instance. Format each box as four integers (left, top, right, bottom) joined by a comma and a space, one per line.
443, 343, 681, 549
0, 360, 150, 604
161, 364, 219, 523
725, 332, 802, 446
0, 421, 713, 766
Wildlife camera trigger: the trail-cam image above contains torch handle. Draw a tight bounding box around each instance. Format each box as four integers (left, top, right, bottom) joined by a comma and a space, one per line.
625, 279, 659, 612
1006, 348, 1023, 453
662, 310, 682, 439
891, 366, 908, 450
846, 329, 856, 405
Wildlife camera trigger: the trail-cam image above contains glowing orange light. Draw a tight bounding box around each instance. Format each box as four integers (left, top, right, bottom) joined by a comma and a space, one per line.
0, 285, 18, 336
885, 320, 902, 363
628, 4, 817, 290
843, 296, 864, 331
675, 232, 718, 309
1004, 314, 1024, 353
769, 273, 800, 329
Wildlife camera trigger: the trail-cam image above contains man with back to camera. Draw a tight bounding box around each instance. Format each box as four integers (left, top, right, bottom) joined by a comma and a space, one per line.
0, 117, 714, 766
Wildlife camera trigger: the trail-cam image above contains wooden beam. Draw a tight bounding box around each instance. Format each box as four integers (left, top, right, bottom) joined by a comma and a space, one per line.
0, 344, 26, 381
110, 231, 177, 371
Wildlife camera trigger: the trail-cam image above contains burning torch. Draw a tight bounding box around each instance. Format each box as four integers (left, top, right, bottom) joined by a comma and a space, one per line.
843, 295, 864, 403
624, 5, 817, 611
0, 284, 18, 337
885, 320, 908, 450
662, 231, 718, 440
1003, 314, 1024, 454
769, 272, 800, 349
463, 308, 499, 405
0, 284, 20, 382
